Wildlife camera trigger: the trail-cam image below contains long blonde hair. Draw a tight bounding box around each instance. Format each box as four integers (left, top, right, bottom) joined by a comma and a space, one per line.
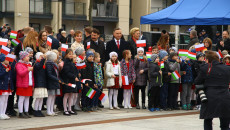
23, 31, 38, 52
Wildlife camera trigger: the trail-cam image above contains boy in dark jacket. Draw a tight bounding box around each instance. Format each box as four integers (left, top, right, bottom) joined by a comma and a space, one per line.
181, 57, 194, 110
148, 54, 162, 112
81, 50, 97, 112
159, 50, 171, 110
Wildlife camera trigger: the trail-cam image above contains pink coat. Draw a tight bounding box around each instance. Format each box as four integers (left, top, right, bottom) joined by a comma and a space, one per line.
16, 62, 34, 88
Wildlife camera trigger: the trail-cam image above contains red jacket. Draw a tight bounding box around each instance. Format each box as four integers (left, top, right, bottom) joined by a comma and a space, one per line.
16, 62, 34, 88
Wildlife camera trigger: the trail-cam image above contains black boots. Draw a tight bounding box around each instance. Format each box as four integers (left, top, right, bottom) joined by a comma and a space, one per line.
142, 103, 146, 109
136, 104, 140, 109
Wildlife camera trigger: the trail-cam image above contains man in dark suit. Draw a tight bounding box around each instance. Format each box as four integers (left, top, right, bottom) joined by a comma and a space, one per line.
106, 28, 129, 61
106, 28, 129, 108
44, 25, 60, 50
84, 28, 106, 66
67, 29, 75, 44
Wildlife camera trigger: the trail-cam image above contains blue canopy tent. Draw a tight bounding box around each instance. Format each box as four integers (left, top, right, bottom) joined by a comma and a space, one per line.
141, 0, 230, 25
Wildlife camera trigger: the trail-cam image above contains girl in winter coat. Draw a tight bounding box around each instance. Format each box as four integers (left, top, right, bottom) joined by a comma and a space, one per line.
105, 52, 122, 110
61, 49, 78, 116
134, 47, 148, 109
45, 51, 61, 116
0, 54, 14, 120
120, 50, 136, 109
181, 57, 194, 110
33, 52, 48, 117
16, 51, 34, 118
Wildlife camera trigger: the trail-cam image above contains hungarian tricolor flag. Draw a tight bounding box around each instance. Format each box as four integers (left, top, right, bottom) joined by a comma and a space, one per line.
136, 40, 146, 47
195, 44, 206, 51
68, 83, 76, 88
0, 38, 8, 46
122, 76, 129, 85
76, 62, 86, 69
188, 51, 196, 60
172, 70, 181, 80
178, 49, 188, 57
160, 61, 164, 69
1, 46, 10, 55
61, 44, 68, 52
11, 39, 20, 46
81, 79, 92, 84
5, 54, 16, 62
47, 37, 52, 47
86, 88, 96, 99
146, 52, 152, 59
216, 50, 223, 59
10, 30, 17, 39
87, 42, 90, 49
99, 93, 108, 103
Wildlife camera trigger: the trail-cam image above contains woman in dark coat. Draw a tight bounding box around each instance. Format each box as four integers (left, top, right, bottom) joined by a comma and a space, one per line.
61, 49, 78, 115
194, 51, 230, 130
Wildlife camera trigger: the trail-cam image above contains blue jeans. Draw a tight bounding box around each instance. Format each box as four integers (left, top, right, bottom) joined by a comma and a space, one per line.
160, 83, 168, 109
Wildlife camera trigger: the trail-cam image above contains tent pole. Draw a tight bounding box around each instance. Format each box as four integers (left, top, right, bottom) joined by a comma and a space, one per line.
222, 25, 224, 32
175, 25, 179, 49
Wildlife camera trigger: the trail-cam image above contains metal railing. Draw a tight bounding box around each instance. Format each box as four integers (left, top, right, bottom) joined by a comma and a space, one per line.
151, 7, 163, 13
93, 3, 118, 17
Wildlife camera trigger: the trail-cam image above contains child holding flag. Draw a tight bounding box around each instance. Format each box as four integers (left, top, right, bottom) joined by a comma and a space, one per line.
61, 49, 78, 116
45, 51, 61, 116
159, 50, 171, 111
168, 52, 181, 110
93, 52, 104, 110
181, 56, 194, 110
81, 50, 96, 112
134, 47, 148, 109
105, 52, 122, 110
16, 51, 34, 118
0, 54, 14, 120
33, 52, 47, 117
120, 50, 136, 109
148, 54, 162, 112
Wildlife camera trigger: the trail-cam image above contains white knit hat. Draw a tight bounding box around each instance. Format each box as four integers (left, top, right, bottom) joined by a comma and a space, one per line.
109, 51, 118, 59
45, 51, 57, 61
35, 52, 43, 60
137, 47, 144, 53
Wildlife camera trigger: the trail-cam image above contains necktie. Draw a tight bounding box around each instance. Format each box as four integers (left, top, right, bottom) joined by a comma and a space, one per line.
117, 40, 120, 49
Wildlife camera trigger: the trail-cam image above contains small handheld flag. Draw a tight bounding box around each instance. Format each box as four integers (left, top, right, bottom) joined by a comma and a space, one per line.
1, 46, 10, 55
47, 37, 52, 47
195, 44, 205, 51
99, 93, 108, 103
5, 54, 16, 62
81, 79, 92, 84
172, 71, 181, 80
76, 62, 86, 69
0, 38, 8, 46
160, 61, 164, 69
61, 44, 68, 52
136, 40, 146, 47
11, 39, 20, 46
87, 42, 90, 49
10, 31, 17, 39
216, 50, 223, 59
146, 52, 152, 59
68, 83, 76, 88
178, 49, 188, 57
122, 76, 129, 85
86, 88, 96, 99
188, 51, 196, 60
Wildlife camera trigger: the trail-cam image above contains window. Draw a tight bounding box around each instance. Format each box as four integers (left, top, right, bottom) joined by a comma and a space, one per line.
30, 0, 43, 14
29, 23, 40, 32
30, 0, 51, 14
0, 0, 2, 12
63, 0, 86, 15
6, 0, 14, 12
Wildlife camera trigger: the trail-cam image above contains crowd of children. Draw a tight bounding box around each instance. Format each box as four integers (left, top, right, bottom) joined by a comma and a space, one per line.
1, 38, 230, 120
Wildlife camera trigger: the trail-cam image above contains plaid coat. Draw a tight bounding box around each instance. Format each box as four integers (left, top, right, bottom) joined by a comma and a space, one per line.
120, 59, 136, 83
